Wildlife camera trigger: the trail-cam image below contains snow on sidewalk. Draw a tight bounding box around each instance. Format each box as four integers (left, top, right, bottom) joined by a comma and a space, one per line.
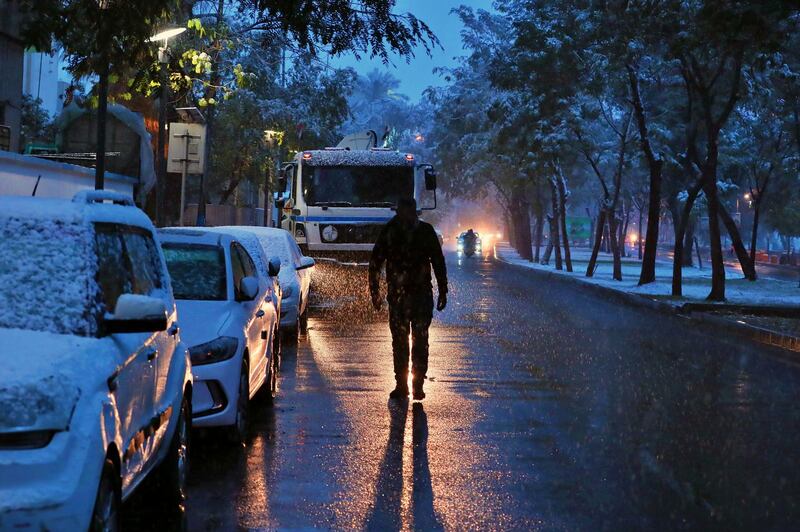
494, 243, 800, 308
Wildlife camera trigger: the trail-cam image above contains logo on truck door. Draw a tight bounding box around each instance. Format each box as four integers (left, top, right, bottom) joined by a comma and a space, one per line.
322, 225, 339, 242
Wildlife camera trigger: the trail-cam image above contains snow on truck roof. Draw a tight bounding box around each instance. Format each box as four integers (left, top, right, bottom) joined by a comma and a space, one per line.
301, 149, 416, 167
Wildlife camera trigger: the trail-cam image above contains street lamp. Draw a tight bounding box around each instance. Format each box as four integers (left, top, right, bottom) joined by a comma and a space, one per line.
149, 26, 186, 226
263, 130, 284, 226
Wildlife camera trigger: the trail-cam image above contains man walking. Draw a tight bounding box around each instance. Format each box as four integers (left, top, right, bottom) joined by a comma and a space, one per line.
369, 197, 448, 400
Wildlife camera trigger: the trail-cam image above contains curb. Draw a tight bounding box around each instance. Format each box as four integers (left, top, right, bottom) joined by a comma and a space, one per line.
493, 245, 800, 359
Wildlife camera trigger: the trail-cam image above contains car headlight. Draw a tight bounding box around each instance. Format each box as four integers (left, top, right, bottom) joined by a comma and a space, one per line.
0, 377, 78, 448
189, 336, 239, 366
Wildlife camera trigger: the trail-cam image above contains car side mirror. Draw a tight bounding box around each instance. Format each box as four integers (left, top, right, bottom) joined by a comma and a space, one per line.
104, 294, 168, 334
268, 257, 282, 277
296, 256, 315, 270
238, 276, 259, 301
424, 168, 437, 191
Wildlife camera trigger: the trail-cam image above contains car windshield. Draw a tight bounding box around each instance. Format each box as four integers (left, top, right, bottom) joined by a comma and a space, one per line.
302, 166, 414, 207
162, 243, 227, 300
0, 217, 95, 335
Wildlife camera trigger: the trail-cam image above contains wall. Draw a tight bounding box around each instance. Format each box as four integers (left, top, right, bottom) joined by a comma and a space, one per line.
0, 150, 136, 199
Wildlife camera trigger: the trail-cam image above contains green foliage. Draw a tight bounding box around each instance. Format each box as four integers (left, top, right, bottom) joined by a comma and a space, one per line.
19, 95, 57, 151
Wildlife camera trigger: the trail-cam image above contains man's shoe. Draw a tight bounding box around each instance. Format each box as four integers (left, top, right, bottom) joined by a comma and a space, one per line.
412, 383, 425, 400
389, 385, 409, 400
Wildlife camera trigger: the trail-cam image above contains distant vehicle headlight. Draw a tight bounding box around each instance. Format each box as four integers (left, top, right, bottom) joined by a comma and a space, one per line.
189, 336, 239, 366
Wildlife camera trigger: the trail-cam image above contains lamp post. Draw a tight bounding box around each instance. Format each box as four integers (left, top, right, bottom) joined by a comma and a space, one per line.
149, 27, 186, 226
95, 0, 111, 190
263, 130, 284, 227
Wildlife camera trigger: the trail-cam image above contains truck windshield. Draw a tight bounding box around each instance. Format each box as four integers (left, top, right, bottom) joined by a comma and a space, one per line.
302, 166, 414, 207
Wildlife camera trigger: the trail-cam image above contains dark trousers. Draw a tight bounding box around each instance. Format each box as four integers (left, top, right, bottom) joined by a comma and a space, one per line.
388, 291, 433, 386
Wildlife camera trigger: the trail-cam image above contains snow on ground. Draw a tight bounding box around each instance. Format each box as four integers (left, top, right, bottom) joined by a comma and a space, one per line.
495, 244, 800, 307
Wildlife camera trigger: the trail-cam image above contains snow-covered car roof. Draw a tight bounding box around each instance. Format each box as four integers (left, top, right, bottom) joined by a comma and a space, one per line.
201, 227, 272, 279
0, 191, 154, 230
0, 191, 157, 337
302, 149, 417, 167
158, 227, 227, 246
215, 227, 300, 287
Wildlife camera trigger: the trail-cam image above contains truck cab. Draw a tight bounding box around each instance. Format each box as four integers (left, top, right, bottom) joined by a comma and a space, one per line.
275, 141, 437, 263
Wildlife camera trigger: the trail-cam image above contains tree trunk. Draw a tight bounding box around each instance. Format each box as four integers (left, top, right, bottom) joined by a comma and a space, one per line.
718, 202, 756, 280
534, 210, 544, 263
518, 200, 534, 261
671, 185, 701, 296
542, 237, 553, 265
750, 199, 761, 267
556, 175, 572, 272
704, 170, 726, 301
637, 205, 643, 260
586, 209, 606, 277
628, 65, 664, 286
609, 213, 622, 281
682, 216, 695, 267
620, 201, 630, 259
549, 179, 562, 270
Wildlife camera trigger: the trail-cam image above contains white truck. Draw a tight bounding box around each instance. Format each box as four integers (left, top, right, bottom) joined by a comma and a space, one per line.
274, 131, 438, 263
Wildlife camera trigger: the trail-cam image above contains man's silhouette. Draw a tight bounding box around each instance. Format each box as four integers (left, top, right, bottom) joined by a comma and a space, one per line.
369, 197, 447, 400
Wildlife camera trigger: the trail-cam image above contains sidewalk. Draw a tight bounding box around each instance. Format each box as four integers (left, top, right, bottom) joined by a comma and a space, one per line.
494, 243, 800, 355
496, 244, 800, 308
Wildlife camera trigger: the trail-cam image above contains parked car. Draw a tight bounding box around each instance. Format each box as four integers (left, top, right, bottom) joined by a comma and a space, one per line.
217, 227, 314, 342
0, 191, 192, 531
203, 226, 284, 380
159, 228, 279, 443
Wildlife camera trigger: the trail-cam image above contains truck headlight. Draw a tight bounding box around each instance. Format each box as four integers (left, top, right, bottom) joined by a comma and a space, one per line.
189, 336, 239, 366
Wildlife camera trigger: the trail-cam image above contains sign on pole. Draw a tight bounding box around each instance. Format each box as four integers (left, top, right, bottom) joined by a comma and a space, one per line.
167, 123, 206, 225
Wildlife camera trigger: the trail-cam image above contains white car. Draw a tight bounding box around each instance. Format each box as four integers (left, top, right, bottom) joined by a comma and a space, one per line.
217, 227, 314, 342
159, 228, 279, 443
0, 191, 192, 531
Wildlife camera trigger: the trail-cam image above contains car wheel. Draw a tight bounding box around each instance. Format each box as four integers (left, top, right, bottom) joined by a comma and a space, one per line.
90, 459, 120, 532
154, 395, 190, 517
227, 361, 250, 444
283, 314, 300, 345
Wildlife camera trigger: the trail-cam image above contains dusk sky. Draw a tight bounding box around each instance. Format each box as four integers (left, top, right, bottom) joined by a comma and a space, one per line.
332, 0, 495, 101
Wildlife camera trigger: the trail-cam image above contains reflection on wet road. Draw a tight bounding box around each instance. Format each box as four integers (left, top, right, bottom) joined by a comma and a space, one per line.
181, 251, 800, 530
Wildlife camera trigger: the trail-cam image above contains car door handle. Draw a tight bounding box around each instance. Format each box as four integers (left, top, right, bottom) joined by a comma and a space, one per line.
168, 323, 179, 336
145, 347, 158, 361
256, 310, 265, 318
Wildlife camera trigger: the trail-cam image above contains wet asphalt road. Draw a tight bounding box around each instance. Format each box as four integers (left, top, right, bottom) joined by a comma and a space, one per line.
166, 250, 800, 530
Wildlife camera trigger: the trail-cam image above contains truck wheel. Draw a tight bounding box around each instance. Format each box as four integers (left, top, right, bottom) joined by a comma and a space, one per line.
90, 459, 120, 532
227, 362, 250, 445
154, 395, 190, 520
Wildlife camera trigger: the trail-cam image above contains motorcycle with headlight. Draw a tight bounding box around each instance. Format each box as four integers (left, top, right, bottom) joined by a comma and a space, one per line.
457, 230, 481, 257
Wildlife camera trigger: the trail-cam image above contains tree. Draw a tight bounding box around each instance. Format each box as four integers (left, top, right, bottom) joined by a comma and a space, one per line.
19, 95, 57, 151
